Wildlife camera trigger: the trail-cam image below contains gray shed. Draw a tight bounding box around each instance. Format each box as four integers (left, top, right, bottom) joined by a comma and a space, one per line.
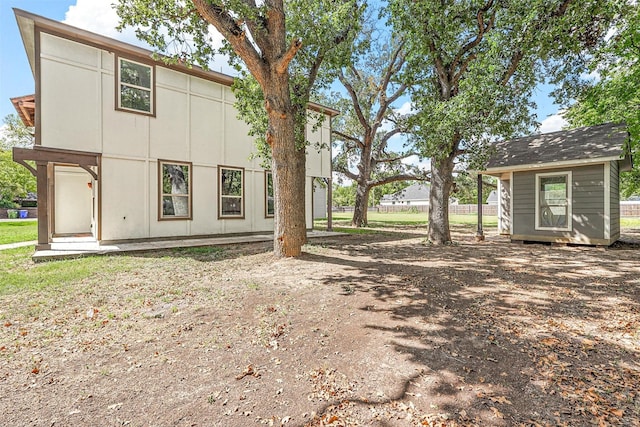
479, 123, 633, 245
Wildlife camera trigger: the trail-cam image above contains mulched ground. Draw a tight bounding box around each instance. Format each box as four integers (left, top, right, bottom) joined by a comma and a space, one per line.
1, 226, 639, 426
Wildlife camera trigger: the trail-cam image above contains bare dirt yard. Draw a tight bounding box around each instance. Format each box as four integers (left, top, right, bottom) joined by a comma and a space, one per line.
1, 226, 639, 426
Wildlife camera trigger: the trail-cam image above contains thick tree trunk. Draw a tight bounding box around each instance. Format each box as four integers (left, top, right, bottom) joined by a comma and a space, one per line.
351, 143, 372, 227
428, 152, 456, 244
352, 181, 370, 227
265, 83, 307, 257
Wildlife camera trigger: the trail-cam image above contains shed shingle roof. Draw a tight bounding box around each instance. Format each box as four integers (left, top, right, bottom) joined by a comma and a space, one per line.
485, 123, 629, 171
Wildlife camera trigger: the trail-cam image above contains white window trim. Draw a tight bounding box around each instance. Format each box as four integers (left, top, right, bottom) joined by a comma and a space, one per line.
117, 57, 154, 115
535, 171, 572, 231
219, 166, 245, 219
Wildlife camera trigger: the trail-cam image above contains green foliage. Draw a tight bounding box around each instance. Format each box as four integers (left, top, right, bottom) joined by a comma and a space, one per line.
0, 114, 33, 149
453, 172, 496, 204
385, 0, 624, 241
388, 0, 622, 169
332, 183, 356, 207
0, 151, 36, 207
0, 114, 36, 207
330, 36, 425, 182
231, 0, 365, 163
564, 5, 640, 197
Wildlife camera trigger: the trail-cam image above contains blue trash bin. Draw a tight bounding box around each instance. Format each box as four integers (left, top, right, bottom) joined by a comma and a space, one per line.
18, 210, 28, 218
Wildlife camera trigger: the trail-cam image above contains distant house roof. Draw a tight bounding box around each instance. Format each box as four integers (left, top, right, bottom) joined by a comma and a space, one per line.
486, 190, 498, 204
483, 123, 631, 174
381, 183, 430, 202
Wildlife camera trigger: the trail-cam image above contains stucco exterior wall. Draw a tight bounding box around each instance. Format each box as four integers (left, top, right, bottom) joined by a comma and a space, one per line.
38, 32, 331, 241
511, 164, 612, 244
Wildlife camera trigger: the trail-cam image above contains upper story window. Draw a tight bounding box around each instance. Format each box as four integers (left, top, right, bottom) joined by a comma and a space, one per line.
535, 171, 572, 231
219, 166, 244, 218
159, 160, 191, 220
117, 57, 154, 115
265, 171, 274, 217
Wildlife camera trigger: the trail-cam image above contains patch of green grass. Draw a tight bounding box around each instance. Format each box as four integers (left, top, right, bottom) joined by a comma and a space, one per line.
0, 247, 136, 296
171, 246, 225, 257
318, 212, 497, 228
0, 220, 38, 245
621, 217, 640, 228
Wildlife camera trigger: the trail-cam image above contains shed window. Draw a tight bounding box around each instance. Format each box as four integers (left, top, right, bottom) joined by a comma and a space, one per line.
159, 160, 191, 220
117, 57, 154, 114
536, 172, 572, 231
265, 171, 274, 217
219, 166, 244, 218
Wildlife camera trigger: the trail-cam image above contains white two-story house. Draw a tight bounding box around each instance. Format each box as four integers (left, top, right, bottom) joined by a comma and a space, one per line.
11, 9, 335, 250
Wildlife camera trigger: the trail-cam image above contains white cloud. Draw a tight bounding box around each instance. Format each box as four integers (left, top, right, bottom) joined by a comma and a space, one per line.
401, 154, 430, 170
63, 0, 137, 42
395, 101, 413, 116
62, 0, 233, 74
539, 111, 568, 134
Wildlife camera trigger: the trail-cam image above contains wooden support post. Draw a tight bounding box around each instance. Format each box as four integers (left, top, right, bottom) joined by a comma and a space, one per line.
36, 161, 51, 250
476, 173, 485, 241
326, 177, 333, 231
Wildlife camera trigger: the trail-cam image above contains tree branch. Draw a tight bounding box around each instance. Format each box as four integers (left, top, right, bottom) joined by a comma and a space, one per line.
333, 130, 365, 148
375, 152, 421, 164
275, 38, 303, 74
372, 174, 430, 187
500, 0, 573, 86
333, 167, 358, 181
339, 70, 372, 135
193, 0, 267, 85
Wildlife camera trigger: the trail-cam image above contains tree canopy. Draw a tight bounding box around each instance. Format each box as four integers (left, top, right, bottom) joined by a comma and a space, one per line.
0, 114, 35, 208
330, 36, 428, 226
116, 0, 363, 257
564, 5, 639, 197
387, 0, 625, 243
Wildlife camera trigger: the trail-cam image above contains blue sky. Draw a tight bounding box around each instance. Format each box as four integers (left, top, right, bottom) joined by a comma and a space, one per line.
0, 0, 567, 133
1, 1, 71, 119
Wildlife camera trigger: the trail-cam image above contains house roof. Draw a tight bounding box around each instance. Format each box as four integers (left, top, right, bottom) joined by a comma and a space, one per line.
12, 8, 340, 118
483, 123, 630, 174
10, 94, 35, 127
381, 183, 430, 201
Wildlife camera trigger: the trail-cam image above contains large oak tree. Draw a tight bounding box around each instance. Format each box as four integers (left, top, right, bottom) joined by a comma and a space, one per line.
388, 0, 623, 244
116, 0, 362, 257
332, 39, 428, 227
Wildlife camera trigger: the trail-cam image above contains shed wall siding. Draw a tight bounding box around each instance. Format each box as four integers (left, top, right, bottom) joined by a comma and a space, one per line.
38, 32, 330, 241
512, 164, 606, 242
610, 161, 620, 240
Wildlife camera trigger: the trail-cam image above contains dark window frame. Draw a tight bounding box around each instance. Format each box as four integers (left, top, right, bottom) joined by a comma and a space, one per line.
218, 166, 245, 219
265, 170, 274, 218
115, 55, 156, 116
158, 159, 192, 221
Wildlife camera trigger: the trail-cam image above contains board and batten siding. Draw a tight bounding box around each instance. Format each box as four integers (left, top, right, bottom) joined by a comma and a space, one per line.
512, 164, 609, 244
609, 160, 620, 240
38, 31, 331, 242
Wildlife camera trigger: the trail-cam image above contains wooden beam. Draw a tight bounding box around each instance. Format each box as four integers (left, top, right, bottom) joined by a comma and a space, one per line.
13, 146, 100, 166
476, 174, 485, 241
